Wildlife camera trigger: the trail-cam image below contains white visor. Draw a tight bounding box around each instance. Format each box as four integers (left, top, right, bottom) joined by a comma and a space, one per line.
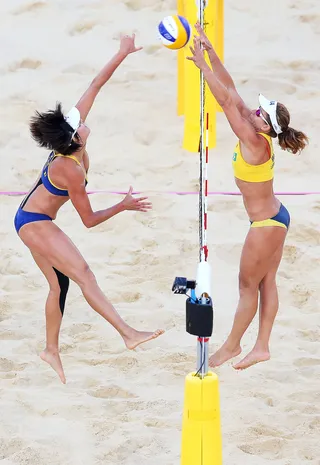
259, 94, 282, 135
65, 107, 81, 132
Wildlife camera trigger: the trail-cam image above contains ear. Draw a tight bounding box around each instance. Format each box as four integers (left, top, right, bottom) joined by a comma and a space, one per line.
261, 123, 271, 133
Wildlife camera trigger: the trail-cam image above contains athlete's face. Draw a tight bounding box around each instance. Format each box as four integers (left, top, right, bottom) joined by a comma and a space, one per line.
249, 108, 270, 133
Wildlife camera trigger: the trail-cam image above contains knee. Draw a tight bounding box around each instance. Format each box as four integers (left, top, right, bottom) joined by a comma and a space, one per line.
259, 274, 276, 292
238, 272, 259, 293
72, 263, 96, 288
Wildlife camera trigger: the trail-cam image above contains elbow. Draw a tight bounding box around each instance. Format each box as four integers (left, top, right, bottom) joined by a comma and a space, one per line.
82, 216, 95, 229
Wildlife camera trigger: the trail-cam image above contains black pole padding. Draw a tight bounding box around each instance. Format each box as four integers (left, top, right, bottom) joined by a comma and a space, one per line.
186, 297, 213, 337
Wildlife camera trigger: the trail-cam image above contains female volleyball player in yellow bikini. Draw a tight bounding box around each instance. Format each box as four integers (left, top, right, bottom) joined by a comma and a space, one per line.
14, 34, 164, 384
188, 23, 308, 370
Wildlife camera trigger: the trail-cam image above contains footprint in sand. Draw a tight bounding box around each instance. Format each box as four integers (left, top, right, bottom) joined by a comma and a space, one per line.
69, 20, 99, 36
12, 1, 46, 15
8, 59, 42, 72
91, 420, 117, 440
111, 290, 142, 304
296, 328, 320, 342
282, 244, 303, 265
309, 416, 320, 430
238, 437, 286, 459
0, 358, 27, 374
0, 330, 30, 341
87, 385, 137, 399
251, 391, 275, 407
0, 438, 25, 461
298, 14, 320, 34
68, 323, 92, 337
291, 225, 320, 246
59, 343, 76, 355
290, 283, 313, 308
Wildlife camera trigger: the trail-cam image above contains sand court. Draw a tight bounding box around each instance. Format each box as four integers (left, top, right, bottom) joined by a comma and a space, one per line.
1, 0, 320, 464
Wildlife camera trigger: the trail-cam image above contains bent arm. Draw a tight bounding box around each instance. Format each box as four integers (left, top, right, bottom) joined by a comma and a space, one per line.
65, 167, 125, 228
75, 51, 127, 122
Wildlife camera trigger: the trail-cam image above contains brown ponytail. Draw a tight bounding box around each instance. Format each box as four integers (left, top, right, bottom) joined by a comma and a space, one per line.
278, 126, 309, 155
266, 102, 309, 155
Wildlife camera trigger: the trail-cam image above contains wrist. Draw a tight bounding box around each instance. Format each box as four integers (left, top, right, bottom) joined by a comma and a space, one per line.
201, 62, 211, 73
116, 50, 128, 61
117, 200, 126, 212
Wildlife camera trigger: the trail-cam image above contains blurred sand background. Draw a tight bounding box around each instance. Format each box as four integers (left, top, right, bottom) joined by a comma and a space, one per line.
0, 0, 320, 464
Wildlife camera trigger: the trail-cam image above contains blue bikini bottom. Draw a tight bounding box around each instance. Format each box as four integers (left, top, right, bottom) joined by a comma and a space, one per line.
14, 208, 52, 234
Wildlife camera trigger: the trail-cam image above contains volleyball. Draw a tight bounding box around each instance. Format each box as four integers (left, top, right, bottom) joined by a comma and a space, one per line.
158, 15, 191, 50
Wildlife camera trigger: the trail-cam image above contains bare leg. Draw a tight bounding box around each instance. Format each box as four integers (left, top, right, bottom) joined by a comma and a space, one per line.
234, 244, 284, 370
20, 222, 164, 353
32, 252, 66, 384
209, 226, 287, 368
77, 271, 164, 349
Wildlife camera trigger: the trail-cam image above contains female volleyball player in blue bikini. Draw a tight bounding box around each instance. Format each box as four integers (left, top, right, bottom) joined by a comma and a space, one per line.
14, 34, 164, 384
188, 23, 308, 370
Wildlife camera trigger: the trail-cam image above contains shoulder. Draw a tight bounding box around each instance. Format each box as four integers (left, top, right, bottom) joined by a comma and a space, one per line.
52, 155, 85, 184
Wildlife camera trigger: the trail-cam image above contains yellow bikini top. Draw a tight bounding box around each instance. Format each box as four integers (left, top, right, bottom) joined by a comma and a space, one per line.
232, 133, 275, 182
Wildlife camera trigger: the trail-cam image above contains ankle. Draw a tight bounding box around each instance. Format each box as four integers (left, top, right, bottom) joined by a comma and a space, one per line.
45, 344, 59, 354
120, 325, 136, 339
225, 336, 241, 350
253, 341, 270, 353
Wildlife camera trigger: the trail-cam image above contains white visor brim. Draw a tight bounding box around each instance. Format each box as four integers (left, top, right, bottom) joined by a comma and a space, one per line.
259, 94, 282, 135
65, 107, 81, 132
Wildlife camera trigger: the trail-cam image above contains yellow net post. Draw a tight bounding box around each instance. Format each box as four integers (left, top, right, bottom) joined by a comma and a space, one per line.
177, 0, 225, 150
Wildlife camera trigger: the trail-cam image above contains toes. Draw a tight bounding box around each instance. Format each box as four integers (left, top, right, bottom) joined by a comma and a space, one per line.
153, 329, 164, 338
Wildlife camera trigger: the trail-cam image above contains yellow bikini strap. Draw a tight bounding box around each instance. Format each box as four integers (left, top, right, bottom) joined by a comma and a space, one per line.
54, 153, 82, 167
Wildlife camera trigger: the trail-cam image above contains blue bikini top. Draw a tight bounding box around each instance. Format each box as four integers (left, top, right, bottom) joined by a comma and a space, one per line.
41, 151, 88, 197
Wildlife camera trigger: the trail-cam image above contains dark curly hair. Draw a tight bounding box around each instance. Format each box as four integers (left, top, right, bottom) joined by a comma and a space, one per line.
29, 102, 82, 155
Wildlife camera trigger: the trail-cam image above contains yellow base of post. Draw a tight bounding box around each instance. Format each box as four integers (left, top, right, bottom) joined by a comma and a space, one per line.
181, 372, 222, 465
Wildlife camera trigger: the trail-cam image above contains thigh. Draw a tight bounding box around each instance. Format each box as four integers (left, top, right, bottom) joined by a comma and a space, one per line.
239, 226, 287, 286
19, 221, 90, 282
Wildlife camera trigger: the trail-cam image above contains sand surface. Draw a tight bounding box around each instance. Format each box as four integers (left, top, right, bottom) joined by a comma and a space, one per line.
1, 0, 320, 464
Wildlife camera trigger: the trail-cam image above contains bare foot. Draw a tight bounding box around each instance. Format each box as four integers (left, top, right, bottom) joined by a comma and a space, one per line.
233, 348, 270, 370
209, 342, 242, 368
40, 349, 66, 384
123, 329, 165, 350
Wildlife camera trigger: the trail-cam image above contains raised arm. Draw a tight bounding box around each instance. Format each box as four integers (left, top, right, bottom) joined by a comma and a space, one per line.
75, 34, 142, 122
187, 38, 261, 150
194, 22, 251, 119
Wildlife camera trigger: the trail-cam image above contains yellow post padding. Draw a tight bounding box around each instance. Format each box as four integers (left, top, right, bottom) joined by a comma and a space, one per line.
216, 0, 224, 112
181, 372, 222, 465
177, 0, 185, 116
176, 0, 225, 151
182, 0, 217, 152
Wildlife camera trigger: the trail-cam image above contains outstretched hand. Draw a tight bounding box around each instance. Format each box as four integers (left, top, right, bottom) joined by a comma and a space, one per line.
186, 36, 207, 70
119, 34, 143, 56
121, 186, 152, 212
194, 21, 212, 51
